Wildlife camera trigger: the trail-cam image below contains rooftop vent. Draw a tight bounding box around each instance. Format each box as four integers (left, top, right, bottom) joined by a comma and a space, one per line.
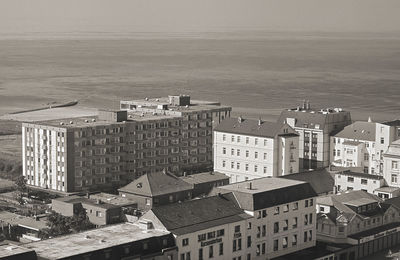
156, 98, 159, 101
84, 119, 89, 123
69, 121, 73, 124
258, 117, 263, 126
152, 112, 157, 116
246, 182, 253, 190
92, 119, 96, 122
145, 97, 149, 101
85, 235, 91, 239
136, 183, 142, 188
60, 122, 64, 125
238, 116, 243, 123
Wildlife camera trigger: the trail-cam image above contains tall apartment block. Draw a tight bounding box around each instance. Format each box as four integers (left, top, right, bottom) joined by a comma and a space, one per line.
120, 95, 232, 172
278, 101, 352, 170
213, 117, 299, 183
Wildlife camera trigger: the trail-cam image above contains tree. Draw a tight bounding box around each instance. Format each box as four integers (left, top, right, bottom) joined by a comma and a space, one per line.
15, 175, 27, 193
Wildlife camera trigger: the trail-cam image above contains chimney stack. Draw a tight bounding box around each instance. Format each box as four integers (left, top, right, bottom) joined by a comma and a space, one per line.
258, 117, 262, 126
302, 100, 306, 110
238, 116, 243, 123
368, 116, 372, 123
246, 182, 253, 190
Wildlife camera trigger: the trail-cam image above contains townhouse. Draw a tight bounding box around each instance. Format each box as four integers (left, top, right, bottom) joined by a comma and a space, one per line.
214, 116, 299, 182
334, 170, 385, 194
383, 139, 400, 188
375, 120, 400, 174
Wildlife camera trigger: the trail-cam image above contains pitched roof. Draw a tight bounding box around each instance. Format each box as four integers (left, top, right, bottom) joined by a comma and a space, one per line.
384, 139, 400, 158
383, 196, 400, 210
119, 171, 193, 197
214, 117, 297, 138
150, 193, 250, 235
213, 177, 317, 211
333, 121, 376, 141
180, 171, 229, 185
280, 168, 334, 195
342, 140, 362, 146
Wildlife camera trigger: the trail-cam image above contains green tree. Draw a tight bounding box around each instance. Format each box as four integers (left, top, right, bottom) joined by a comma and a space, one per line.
14, 175, 28, 205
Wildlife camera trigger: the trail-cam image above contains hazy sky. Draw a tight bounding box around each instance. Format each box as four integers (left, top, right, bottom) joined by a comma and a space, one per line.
0, 0, 399, 34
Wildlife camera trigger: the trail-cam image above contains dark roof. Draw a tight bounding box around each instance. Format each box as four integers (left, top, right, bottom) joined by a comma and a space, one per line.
335, 170, 383, 180
278, 109, 350, 131
214, 117, 297, 138
383, 196, 400, 210
53, 196, 119, 209
150, 193, 250, 235
334, 121, 376, 141
119, 171, 193, 197
349, 222, 400, 240
382, 120, 400, 127
213, 177, 317, 211
342, 140, 362, 146
281, 168, 334, 195
180, 171, 229, 185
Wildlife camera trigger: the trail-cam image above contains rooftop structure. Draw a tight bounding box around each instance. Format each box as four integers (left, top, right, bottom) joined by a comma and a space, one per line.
280, 168, 334, 195
333, 121, 376, 142
179, 171, 229, 197
0, 211, 47, 231
26, 223, 176, 260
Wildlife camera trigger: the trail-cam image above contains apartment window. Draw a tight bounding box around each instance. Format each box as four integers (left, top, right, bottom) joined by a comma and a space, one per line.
217, 229, 225, 237
209, 245, 214, 258
274, 206, 280, 215
262, 209, 267, 218
309, 213, 313, 224
392, 174, 398, 183
255, 152, 258, 159
364, 153, 369, 161
247, 236, 251, 248
199, 248, 203, 260
256, 244, 260, 256
236, 162, 240, 170
283, 219, 288, 231
305, 200, 309, 208
237, 149, 240, 156
222, 134, 226, 141
333, 149, 336, 156
207, 232, 216, 239
222, 160, 226, 168
246, 137, 249, 144
255, 138, 258, 145
219, 243, 223, 256
182, 238, 189, 246
198, 234, 206, 241
263, 166, 267, 174
381, 137, 385, 144
254, 165, 258, 172
273, 239, 279, 251
245, 164, 249, 171
231, 149, 235, 156
257, 226, 261, 238
293, 202, 298, 210
234, 225, 241, 233
262, 242, 266, 254
282, 237, 288, 249
293, 217, 298, 228
264, 139, 267, 146
237, 136, 241, 142
245, 150, 249, 157
231, 135, 235, 142
347, 176, 354, 183
292, 234, 297, 246
338, 226, 345, 233
223, 147, 226, 154
262, 225, 266, 237
361, 179, 368, 185
231, 162, 234, 169
337, 150, 341, 156
304, 231, 308, 242
274, 222, 279, 233
309, 230, 312, 241
310, 199, 313, 206
393, 161, 399, 170
283, 204, 289, 212
304, 214, 309, 225
263, 153, 267, 160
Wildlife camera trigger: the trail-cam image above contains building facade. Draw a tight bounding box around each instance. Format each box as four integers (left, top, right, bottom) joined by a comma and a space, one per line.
278, 102, 352, 170
214, 117, 299, 182
383, 139, 400, 188
375, 120, 400, 175
212, 177, 318, 259
334, 170, 385, 194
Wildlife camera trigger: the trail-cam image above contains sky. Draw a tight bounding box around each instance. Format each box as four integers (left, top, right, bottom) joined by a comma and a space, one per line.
0, 0, 399, 35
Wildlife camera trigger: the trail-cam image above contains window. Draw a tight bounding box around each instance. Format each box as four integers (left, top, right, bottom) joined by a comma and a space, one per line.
361, 179, 368, 185
305, 200, 309, 207
247, 236, 251, 248
219, 243, 223, 256
254, 165, 258, 172
262, 225, 266, 237
283, 204, 289, 212
223, 147, 226, 154
304, 214, 308, 225
245, 150, 249, 157
264, 139, 268, 146
255, 152, 258, 159
237, 149, 240, 156
263, 153, 267, 160
217, 229, 225, 237
337, 150, 341, 156
293, 217, 298, 228
199, 248, 203, 260
338, 226, 345, 233
273, 239, 279, 251
207, 231, 216, 239
234, 225, 241, 233
347, 177, 354, 183
198, 234, 206, 241
262, 209, 267, 218
283, 220, 288, 231
145, 198, 151, 205
246, 137, 249, 144
293, 202, 298, 210
309, 213, 313, 224
231, 149, 234, 156
274, 222, 279, 233
237, 136, 240, 143
381, 137, 385, 144
304, 231, 308, 242
282, 237, 288, 249
263, 166, 267, 174
256, 244, 260, 256
364, 153, 369, 161
236, 162, 240, 170
262, 242, 266, 254
393, 161, 399, 170
274, 206, 280, 215
209, 245, 213, 258
222, 160, 226, 168
309, 230, 312, 241
310, 199, 313, 206
392, 174, 398, 184
231, 135, 235, 142
222, 134, 226, 141
292, 234, 297, 246
255, 138, 258, 145
182, 238, 189, 246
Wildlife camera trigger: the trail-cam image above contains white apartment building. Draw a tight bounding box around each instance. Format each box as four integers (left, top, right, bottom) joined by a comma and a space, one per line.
213, 177, 318, 260
214, 117, 299, 183
278, 102, 352, 170
383, 139, 400, 188
141, 193, 253, 260
331, 121, 377, 174
376, 120, 400, 174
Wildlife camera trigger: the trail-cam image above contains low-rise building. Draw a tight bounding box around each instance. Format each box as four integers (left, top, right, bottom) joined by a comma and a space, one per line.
141, 193, 253, 260
331, 121, 377, 174
334, 170, 385, 194
118, 170, 193, 211
52, 195, 122, 226
180, 171, 229, 197
26, 223, 178, 260
278, 102, 352, 170
214, 116, 299, 182
373, 186, 400, 200
316, 190, 400, 259
0, 211, 47, 242
212, 177, 318, 259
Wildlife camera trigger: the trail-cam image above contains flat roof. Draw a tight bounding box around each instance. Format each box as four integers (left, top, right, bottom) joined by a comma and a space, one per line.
26, 223, 171, 259
220, 177, 307, 194
344, 198, 377, 207
89, 193, 137, 207
0, 244, 36, 258
336, 171, 383, 180
54, 195, 119, 209
349, 222, 400, 240
180, 171, 229, 185
374, 186, 400, 192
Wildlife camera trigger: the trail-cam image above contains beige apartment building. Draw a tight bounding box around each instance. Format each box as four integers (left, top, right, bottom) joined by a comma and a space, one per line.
278, 102, 352, 170
120, 95, 232, 173
212, 177, 318, 260
213, 117, 299, 183
22, 104, 225, 193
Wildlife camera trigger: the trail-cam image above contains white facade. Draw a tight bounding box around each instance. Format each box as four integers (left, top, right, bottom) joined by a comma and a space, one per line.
376, 122, 400, 174
213, 131, 299, 183
334, 171, 385, 194
383, 140, 400, 188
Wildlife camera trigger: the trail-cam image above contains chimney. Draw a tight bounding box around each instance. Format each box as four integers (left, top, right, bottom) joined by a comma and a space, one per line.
368, 116, 372, 123
246, 182, 253, 190
183, 172, 187, 177
258, 117, 262, 126
302, 100, 306, 110
306, 100, 311, 110
238, 116, 243, 123
162, 168, 167, 175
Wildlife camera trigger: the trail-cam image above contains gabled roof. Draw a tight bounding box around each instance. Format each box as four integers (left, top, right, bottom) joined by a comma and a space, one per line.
213, 177, 317, 211
280, 168, 334, 195
333, 121, 376, 142
214, 117, 297, 138
150, 193, 250, 235
119, 171, 193, 197
384, 139, 400, 158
